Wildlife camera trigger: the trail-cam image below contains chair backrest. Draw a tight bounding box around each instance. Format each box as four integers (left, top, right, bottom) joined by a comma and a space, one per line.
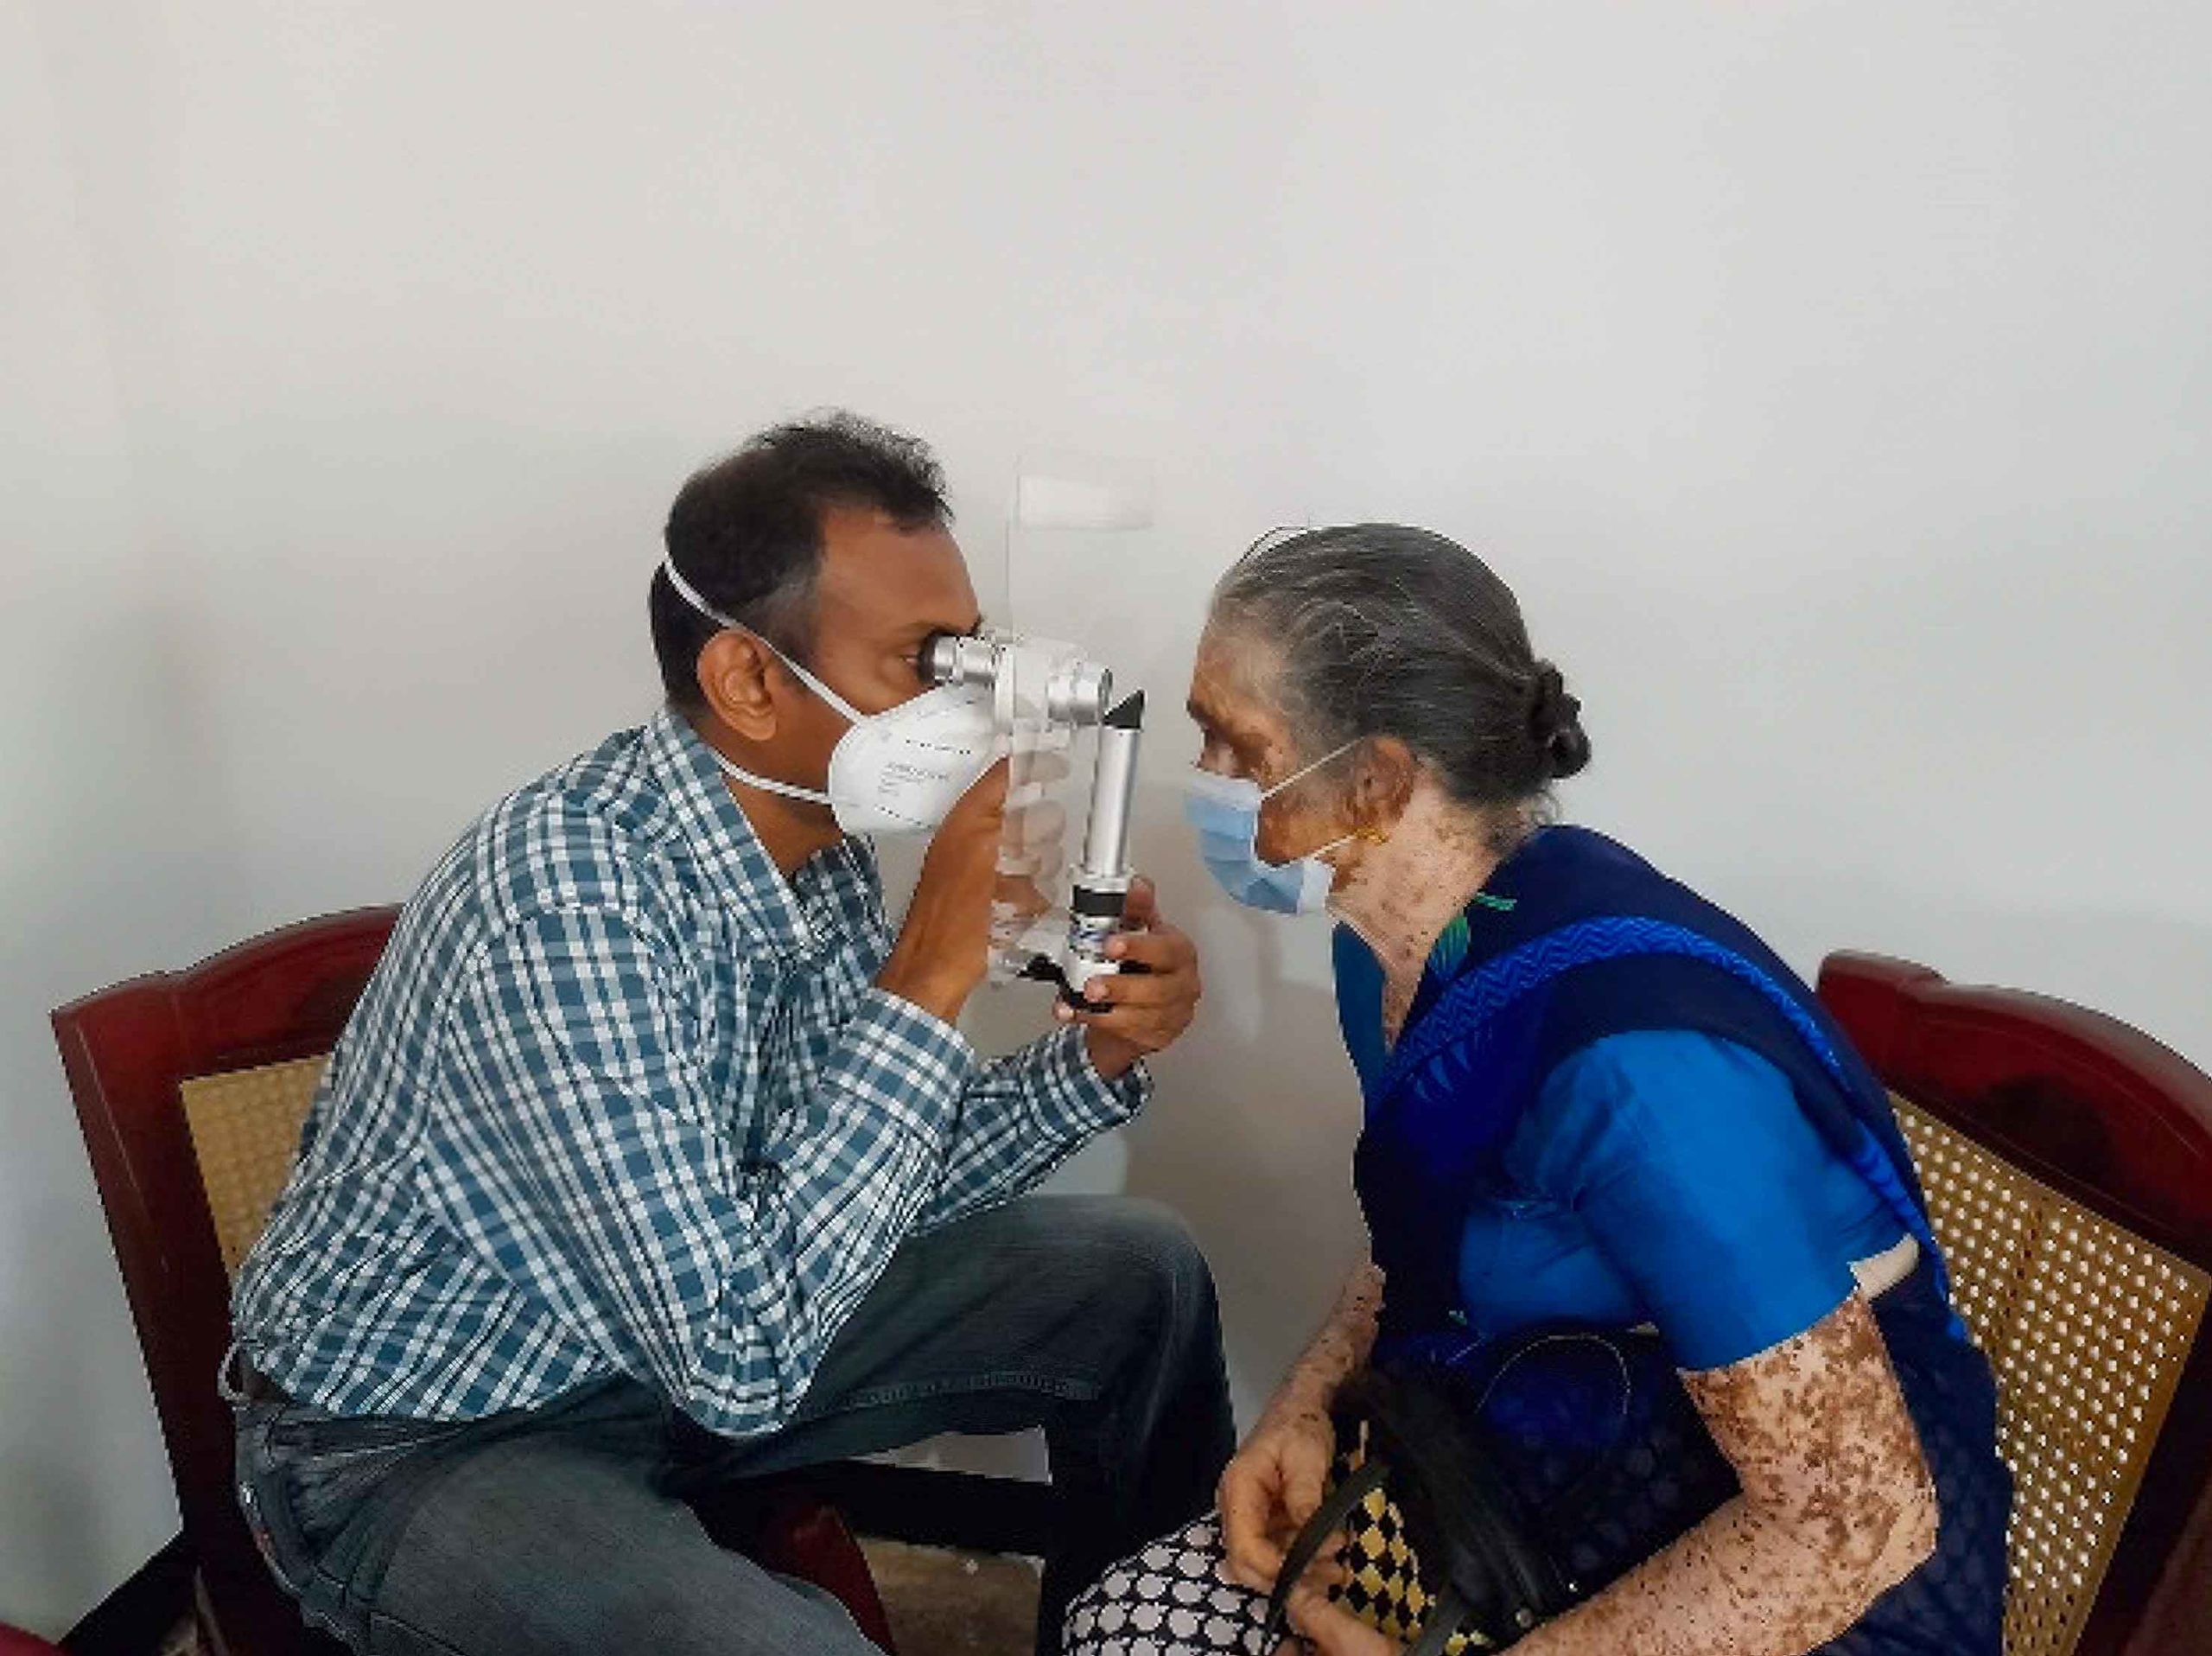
1819, 952, 2212, 1656
51, 908, 399, 1654
182, 1056, 332, 1280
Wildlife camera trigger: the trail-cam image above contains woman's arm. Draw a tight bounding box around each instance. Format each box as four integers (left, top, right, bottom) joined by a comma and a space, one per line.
1511, 1290, 1937, 1654
1220, 1260, 1387, 1589
1276, 1258, 1387, 1413
1285, 1291, 1937, 1656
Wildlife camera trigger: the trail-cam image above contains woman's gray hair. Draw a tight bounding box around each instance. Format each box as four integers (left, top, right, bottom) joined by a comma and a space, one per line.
1210, 523, 1591, 812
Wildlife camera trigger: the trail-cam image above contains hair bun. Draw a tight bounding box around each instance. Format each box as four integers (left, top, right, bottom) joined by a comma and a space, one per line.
1527, 662, 1592, 780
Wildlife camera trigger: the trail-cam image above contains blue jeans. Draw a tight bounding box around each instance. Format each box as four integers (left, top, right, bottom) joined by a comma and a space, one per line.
232, 1195, 1234, 1656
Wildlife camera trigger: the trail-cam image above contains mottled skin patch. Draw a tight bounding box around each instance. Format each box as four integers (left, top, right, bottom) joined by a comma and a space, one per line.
1274, 1296, 1940, 1656
1502, 1293, 1939, 1655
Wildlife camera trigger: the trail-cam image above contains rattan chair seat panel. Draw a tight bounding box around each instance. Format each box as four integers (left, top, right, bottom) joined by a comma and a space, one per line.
181, 1055, 329, 1280
1893, 1096, 2209, 1656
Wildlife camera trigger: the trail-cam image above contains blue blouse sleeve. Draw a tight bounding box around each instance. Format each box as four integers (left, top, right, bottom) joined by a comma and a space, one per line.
1516, 1030, 1860, 1371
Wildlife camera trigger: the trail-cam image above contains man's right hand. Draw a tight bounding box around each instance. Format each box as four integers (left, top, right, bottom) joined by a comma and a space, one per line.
875, 759, 1009, 1024
1218, 1391, 1339, 1592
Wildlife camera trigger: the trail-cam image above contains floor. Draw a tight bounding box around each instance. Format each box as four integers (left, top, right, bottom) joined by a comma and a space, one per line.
160, 1542, 1040, 1656
865, 1540, 1042, 1656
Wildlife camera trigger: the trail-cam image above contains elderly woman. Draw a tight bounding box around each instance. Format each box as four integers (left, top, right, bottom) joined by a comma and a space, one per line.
1063, 525, 2009, 1656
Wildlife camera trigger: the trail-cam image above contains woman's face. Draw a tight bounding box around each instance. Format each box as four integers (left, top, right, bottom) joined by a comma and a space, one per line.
1187, 622, 1352, 866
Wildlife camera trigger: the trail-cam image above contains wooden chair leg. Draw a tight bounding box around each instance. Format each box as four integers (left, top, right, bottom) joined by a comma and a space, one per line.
749, 1494, 899, 1654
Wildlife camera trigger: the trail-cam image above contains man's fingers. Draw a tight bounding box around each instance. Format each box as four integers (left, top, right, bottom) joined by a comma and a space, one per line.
1002, 799, 1068, 845
1120, 875, 1159, 927
1072, 970, 1186, 1010
993, 874, 1054, 921
953, 758, 1012, 819
1006, 748, 1072, 788
1104, 924, 1194, 971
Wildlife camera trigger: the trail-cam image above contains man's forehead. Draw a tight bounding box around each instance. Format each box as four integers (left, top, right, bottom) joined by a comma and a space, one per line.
814, 506, 979, 633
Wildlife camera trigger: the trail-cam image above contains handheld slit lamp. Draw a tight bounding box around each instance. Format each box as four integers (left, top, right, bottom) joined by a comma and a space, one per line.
920, 630, 1145, 1007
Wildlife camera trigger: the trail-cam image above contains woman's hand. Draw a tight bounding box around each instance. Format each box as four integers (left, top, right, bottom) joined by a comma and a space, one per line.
1277, 1589, 1403, 1656
1217, 1392, 1337, 1592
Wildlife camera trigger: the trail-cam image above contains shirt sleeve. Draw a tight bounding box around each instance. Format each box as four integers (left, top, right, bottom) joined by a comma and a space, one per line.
918, 1029, 1149, 1229
427, 905, 972, 1437
1517, 1030, 1860, 1372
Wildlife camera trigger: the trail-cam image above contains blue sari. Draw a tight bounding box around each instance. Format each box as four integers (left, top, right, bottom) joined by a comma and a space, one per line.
1337, 827, 2011, 1653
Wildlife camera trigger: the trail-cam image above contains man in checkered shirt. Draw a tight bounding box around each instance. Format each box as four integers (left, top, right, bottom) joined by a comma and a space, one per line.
227, 413, 1230, 1656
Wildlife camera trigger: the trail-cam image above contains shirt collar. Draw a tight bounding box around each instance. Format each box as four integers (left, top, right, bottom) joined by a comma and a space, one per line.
644, 709, 876, 958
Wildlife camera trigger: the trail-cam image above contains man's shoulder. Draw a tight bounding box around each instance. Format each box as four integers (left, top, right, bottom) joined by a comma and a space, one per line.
427, 723, 696, 942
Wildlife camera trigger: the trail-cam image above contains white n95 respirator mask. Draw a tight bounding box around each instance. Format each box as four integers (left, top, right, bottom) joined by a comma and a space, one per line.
664, 557, 1000, 835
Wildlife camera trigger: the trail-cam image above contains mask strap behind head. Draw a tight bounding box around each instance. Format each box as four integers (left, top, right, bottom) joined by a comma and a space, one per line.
660, 555, 862, 726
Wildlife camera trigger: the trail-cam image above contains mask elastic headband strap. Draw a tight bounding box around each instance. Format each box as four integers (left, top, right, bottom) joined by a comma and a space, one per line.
705, 749, 834, 808
660, 556, 862, 725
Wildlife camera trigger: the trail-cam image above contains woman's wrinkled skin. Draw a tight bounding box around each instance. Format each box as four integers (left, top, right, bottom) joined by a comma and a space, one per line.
1191, 622, 1941, 1656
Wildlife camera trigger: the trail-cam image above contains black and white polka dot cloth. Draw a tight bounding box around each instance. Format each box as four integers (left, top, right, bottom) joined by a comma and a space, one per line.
1062, 1514, 1276, 1656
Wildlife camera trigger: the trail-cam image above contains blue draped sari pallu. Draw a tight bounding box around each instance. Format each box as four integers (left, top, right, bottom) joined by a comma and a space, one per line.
1337, 827, 2012, 1654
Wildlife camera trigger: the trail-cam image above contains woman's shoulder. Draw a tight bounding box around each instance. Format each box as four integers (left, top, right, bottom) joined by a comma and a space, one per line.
1511, 1029, 1823, 1196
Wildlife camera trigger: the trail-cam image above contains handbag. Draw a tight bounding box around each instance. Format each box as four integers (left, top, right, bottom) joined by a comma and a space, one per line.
1265, 1326, 1738, 1654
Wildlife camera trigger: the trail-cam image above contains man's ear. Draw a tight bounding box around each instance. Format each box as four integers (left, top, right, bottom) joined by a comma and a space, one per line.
1348, 737, 1419, 835
696, 631, 784, 741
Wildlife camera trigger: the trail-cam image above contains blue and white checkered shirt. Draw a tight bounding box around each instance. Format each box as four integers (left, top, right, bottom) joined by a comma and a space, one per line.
232, 710, 1147, 1435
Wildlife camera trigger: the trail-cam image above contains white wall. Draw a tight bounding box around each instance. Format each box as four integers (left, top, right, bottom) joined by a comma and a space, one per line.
7, 0, 2209, 1630
1, 1, 249, 1628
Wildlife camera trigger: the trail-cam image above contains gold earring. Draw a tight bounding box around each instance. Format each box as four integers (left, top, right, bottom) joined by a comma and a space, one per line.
1359, 826, 1390, 845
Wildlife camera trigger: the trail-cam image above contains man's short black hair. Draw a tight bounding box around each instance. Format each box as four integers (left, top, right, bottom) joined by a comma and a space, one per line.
652, 411, 950, 710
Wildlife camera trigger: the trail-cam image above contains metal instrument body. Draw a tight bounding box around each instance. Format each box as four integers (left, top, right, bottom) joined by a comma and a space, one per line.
921, 628, 1145, 1005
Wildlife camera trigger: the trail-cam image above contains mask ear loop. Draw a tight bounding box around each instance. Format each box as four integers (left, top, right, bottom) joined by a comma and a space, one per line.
1255, 737, 1361, 805
1255, 738, 1370, 869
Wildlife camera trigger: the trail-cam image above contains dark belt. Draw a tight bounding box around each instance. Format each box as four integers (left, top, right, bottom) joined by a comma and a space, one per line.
223, 1345, 293, 1406
244, 1365, 292, 1405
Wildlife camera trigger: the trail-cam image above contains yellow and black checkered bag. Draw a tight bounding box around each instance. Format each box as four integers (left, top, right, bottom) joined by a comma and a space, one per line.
1325, 1428, 1488, 1654
1260, 1373, 1572, 1655
1262, 1335, 1738, 1656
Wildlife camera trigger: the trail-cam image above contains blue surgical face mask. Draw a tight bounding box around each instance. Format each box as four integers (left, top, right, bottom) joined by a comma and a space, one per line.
1183, 742, 1360, 915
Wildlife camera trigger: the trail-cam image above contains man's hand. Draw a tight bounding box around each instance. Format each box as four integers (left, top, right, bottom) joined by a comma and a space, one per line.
1057, 877, 1202, 1079
876, 761, 1008, 1024
1218, 1392, 1338, 1592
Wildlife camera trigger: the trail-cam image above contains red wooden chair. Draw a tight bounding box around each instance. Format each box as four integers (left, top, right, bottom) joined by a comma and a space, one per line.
1819, 952, 2212, 1656
52, 908, 896, 1656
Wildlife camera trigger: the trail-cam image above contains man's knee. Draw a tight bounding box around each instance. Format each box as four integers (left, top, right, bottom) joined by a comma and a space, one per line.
1057, 1196, 1220, 1347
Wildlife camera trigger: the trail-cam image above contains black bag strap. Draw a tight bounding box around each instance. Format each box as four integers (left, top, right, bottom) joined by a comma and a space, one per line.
1261, 1455, 1391, 1646
1358, 1362, 1564, 1629
1406, 1582, 1476, 1656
